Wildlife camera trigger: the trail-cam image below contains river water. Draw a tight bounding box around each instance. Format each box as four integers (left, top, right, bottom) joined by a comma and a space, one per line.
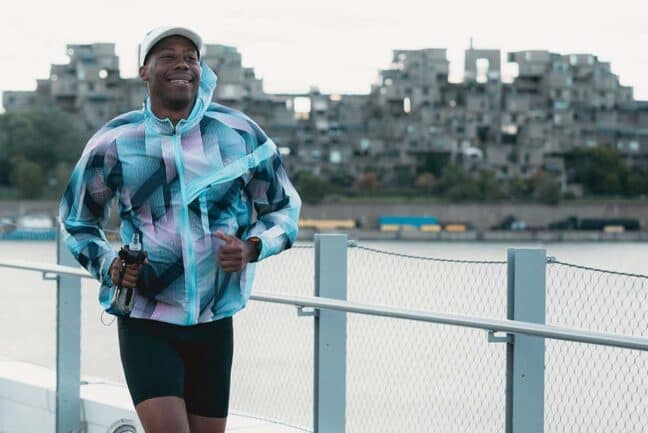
1, 240, 647, 432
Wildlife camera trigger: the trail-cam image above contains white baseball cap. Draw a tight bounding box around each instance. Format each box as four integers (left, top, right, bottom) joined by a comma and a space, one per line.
139, 26, 203, 67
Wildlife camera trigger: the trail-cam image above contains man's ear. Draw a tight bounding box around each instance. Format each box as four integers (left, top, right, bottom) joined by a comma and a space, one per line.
139, 65, 149, 82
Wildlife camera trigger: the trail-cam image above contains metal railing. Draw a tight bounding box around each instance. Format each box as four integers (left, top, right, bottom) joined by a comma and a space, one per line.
1, 234, 648, 433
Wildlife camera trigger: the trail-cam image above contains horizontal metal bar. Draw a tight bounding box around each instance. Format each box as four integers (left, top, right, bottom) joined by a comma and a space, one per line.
3, 258, 648, 352
249, 293, 648, 352
0, 259, 92, 279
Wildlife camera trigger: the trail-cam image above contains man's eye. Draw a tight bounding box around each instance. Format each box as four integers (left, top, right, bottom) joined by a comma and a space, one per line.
186, 56, 198, 63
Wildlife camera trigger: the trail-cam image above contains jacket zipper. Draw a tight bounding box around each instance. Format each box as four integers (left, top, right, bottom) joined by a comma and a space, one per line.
171, 126, 199, 325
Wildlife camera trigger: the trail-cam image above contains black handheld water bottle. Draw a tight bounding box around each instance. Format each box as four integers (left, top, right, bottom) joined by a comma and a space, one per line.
110, 233, 146, 316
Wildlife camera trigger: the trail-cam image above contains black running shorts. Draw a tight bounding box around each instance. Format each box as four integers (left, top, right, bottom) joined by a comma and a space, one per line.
117, 316, 234, 418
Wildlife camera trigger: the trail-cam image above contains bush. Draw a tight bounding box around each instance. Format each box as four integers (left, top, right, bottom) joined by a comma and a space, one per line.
356, 172, 380, 191
534, 175, 561, 205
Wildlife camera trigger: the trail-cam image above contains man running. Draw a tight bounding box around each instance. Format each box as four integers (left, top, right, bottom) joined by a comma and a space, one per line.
59, 26, 301, 433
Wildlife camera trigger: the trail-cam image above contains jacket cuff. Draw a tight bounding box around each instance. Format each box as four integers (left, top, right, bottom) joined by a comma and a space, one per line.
245, 224, 287, 262
99, 250, 119, 287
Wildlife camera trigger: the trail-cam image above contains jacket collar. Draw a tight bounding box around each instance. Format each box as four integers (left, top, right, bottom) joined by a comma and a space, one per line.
143, 62, 218, 135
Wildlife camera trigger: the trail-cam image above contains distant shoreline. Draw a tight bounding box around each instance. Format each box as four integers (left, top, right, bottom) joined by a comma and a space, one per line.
3, 200, 648, 241
297, 229, 648, 243
2, 229, 647, 243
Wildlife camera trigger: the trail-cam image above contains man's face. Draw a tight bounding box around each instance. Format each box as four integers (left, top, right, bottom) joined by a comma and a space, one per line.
139, 36, 201, 112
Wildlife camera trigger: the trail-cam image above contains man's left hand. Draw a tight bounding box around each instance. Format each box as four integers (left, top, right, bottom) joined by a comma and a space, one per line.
215, 230, 258, 272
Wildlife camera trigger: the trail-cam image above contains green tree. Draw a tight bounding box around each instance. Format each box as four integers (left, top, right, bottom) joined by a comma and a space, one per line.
565, 147, 639, 196
0, 137, 10, 186
533, 173, 561, 205
626, 170, 648, 196
435, 164, 481, 202
293, 172, 332, 205
54, 161, 73, 193
477, 170, 504, 201
11, 158, 45, 198
0, 108, 84, 187
508, 176, 533, 201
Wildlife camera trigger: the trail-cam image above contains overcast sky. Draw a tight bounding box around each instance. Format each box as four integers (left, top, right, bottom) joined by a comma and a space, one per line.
1, 0, 647, 110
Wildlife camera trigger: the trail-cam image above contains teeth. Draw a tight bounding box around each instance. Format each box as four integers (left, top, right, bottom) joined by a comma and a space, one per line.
170, 79, 189, 85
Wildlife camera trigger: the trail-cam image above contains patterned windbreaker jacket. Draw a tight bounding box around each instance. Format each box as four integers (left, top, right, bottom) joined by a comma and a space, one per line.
59, 63, 301, 326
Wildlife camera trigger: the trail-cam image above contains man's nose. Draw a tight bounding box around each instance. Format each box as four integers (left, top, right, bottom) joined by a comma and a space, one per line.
173, 58, 190, 69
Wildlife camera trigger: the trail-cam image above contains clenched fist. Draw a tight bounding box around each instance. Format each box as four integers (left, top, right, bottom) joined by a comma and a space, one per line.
216, 230, 259, 272
110, 257, 145, 288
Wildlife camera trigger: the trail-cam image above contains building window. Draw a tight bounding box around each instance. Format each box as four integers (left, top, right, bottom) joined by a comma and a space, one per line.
403, 97, 411, 114
294, 96, 311, 119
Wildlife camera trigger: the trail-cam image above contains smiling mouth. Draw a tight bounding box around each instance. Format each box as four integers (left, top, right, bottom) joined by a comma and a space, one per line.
169, 79, 192, 86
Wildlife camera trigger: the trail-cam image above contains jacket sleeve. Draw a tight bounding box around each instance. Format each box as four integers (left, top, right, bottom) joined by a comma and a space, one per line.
244, 133, 302, 261
58, 137, 119, 285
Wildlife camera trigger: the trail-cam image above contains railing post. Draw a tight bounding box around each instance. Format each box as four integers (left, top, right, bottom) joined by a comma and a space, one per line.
56, 226, 82, 433
506, 248, 546, 433
314, 234, 347, 433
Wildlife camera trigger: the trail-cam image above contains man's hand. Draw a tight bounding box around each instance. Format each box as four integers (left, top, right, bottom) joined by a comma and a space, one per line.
215, 231, 258, 272
110, 257, 144, 288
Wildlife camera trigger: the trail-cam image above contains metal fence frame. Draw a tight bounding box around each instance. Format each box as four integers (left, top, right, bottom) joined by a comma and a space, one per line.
2, 234, 648, 433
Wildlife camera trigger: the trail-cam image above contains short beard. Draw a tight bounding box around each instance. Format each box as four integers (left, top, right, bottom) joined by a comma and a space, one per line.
150, 85, 196, 113
163, 95, 194, 112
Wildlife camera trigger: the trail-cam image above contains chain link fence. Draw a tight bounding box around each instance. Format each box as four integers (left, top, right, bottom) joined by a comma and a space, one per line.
346, 244, 508, 433
3, 238, 648, 433
231, 244, 315, 431
546, 260, 648, 433
235, 241, 510, 433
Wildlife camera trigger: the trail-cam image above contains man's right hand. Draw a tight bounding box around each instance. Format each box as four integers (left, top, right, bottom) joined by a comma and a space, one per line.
110, 258, 143, 288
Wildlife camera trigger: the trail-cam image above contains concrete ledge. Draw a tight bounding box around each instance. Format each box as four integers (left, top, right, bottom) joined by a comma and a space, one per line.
0, 359, 307, 433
